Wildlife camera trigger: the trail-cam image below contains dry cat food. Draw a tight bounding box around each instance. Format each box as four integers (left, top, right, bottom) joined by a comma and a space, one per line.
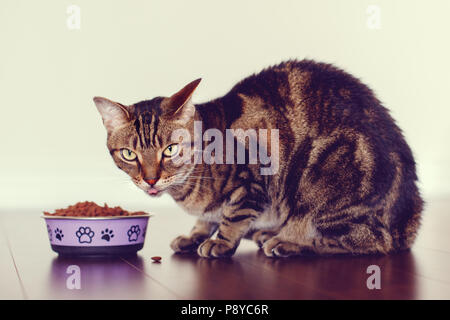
43, 201, 147, 217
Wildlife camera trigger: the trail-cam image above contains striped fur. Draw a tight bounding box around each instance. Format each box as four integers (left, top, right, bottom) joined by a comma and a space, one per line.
94, 59, 423, 258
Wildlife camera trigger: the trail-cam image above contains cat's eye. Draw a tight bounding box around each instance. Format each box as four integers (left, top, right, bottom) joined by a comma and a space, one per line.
120, 148, 137, 161
163, 144, 179, 157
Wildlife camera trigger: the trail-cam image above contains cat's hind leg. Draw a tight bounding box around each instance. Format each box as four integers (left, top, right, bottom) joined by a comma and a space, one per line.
263, 211, 394, 257
262, 215, 322, 257
250, 230, 279, 248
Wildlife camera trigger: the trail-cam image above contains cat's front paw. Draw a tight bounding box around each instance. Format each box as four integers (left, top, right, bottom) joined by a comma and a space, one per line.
170, 235, 203, 253
197, 239, 236, 258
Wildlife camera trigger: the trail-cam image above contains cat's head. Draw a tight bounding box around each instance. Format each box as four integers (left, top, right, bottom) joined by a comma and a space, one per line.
93, 79, 201, 197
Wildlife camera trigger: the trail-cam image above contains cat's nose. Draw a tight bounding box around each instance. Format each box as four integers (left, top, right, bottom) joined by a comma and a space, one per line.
145, 177, 159, 186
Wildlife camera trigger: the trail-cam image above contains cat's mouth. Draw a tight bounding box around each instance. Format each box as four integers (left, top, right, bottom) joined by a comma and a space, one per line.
146, 187, 163, 197
148, 187, 159, 195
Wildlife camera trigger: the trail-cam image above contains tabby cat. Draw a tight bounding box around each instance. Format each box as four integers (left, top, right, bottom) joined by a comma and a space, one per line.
94, 60, 423, 258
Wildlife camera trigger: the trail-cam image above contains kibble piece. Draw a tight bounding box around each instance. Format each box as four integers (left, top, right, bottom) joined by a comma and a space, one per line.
151, 256, 162, 262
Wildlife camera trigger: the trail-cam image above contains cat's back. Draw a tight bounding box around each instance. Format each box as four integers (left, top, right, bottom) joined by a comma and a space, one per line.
214, 60, 393, 140
213, 59, 418, 188
225, 59, 381, 118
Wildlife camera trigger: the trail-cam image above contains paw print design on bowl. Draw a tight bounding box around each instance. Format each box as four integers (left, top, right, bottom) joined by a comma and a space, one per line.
76, 227, 95, 244
43, 213, 150, 256
101, 228, 114, 242
55, 228, 64, 241
127, 225, 140, 242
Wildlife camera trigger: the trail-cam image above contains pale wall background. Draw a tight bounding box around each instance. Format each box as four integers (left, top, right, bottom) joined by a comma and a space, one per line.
1, 0, 449, 212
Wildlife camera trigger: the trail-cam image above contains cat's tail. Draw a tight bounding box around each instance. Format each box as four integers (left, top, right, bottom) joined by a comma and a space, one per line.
391, 188, 424, 251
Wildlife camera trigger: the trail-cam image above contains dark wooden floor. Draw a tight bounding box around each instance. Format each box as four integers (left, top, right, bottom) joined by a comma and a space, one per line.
1, 198, 450, 300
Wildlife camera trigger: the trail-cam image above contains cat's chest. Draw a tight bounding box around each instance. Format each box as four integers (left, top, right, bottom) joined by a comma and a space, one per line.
175, 199, 223, 223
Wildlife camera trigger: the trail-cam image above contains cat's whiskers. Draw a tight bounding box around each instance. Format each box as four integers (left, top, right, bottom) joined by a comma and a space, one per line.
185, 176, 225, 180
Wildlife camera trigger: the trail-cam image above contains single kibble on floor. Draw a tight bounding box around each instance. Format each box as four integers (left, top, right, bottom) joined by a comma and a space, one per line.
151, 256, 162, 262
43, 201, 147, 217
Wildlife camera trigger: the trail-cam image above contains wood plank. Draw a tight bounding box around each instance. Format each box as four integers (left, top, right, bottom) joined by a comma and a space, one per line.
123, 249, 331, 300
127, 213, 332, 299
240, 248, 450, 300
0, 197, 449, 299
0, 211, 176, 299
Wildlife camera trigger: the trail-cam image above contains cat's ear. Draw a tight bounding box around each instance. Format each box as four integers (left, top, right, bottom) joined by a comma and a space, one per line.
93, 97, 130, 133
167, 78, 201, 124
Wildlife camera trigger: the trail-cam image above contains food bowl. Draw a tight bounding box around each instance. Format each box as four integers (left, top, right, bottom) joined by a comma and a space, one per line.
43, 214, 150, 257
